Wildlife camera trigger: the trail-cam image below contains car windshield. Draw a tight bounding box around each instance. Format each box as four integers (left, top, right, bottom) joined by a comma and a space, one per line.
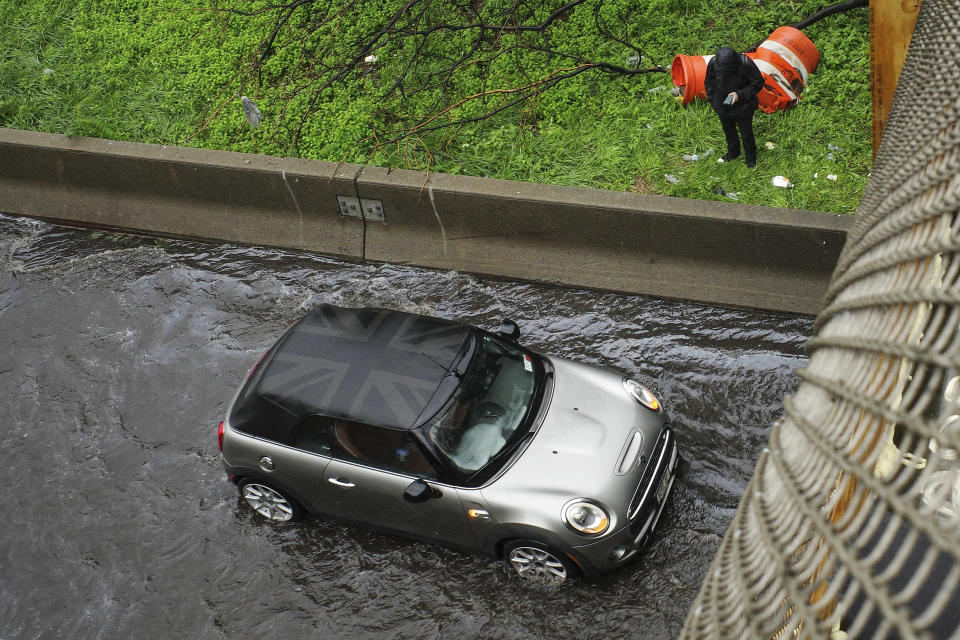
424, 332, 540, 476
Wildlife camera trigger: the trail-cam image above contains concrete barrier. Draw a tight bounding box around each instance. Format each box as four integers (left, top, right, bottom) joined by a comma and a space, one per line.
0, 128, 852, 315
0, 128, 365, 258
357, 167, 851, 314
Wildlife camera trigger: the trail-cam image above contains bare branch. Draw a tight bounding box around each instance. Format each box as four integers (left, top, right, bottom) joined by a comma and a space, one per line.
200, 0, 671, 156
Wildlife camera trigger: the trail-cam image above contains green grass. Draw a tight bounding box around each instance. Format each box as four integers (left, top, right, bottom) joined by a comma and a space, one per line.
0, 0, 872, 214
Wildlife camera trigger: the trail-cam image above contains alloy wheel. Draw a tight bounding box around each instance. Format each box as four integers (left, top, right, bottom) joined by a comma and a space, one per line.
242, 483, 295, 522
508, 545, 568, 584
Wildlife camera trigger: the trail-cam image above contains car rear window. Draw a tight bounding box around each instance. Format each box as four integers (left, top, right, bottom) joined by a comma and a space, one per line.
228, 330, 300, 444
230, 391, 299, 445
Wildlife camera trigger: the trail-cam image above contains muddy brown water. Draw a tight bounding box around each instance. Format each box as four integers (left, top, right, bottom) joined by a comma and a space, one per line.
0, 214, 811, 639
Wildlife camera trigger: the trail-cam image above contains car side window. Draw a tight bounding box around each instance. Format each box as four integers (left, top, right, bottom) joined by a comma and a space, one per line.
293, 415, 334, 456
331, 419, 437, 479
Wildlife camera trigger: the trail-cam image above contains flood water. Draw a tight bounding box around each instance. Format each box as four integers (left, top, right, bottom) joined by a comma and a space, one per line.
0, 213, 812, 639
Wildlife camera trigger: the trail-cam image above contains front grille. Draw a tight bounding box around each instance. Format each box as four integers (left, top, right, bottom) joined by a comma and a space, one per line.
628, 426, 673, 529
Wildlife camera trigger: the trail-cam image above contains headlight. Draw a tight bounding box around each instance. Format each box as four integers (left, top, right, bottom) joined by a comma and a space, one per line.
623, 379, 660, 411
563, 500, 610, 535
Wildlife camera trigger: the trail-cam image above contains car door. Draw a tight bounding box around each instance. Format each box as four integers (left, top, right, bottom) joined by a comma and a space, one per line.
249, 415, 334, 513
319, 419, 475, 547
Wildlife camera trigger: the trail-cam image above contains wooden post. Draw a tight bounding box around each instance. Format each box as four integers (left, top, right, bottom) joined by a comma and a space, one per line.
871, 0, 922, 156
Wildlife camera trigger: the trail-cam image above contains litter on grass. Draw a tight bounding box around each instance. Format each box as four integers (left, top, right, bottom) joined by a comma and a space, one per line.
771, 175, 793, 188
713, 185, 739, 200
43, 68, 54, 75
664, 174, 680, 184
827, 144, 842, 151
682, 149, 714, 162
827, 174, 838, 181
240, 96, 262, 129
364, 54, 378, 63
765, 141, 776, 149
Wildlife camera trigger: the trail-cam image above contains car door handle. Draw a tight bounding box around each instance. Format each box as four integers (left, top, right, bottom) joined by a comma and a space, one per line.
328, 477, 355, 488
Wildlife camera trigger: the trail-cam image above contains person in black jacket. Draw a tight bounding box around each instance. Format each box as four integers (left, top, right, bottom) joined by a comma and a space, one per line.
704, 46, 764, 167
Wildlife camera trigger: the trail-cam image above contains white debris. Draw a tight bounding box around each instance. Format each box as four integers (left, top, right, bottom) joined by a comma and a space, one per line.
240, 96, 262, 129
726, 192, 739, 200
827, 152, 835, 160
628, 55, 642, 68
43, 68, 54, 75
670, 87, 682, 97
814, 172, 819, 178
647, 85, 666, 93
364, 54, 378, 64
827, 144, 842, 151
682, 154, 699, 161
771, 175, 793, 188
664, 174, 680, 184
764, 141, 776, 149
827, 174, 838, 181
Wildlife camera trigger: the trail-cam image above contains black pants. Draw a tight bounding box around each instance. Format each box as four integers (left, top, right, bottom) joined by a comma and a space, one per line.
719, 112, 756, 162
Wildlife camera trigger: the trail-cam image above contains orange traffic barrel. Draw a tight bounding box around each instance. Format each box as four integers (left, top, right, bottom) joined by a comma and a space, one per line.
751, 26, 819, 113
670, 54, 712, 105
670, 26, 819, 113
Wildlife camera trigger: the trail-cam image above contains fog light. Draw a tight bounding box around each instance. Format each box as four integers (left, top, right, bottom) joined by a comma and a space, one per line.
610, 544, 629, 561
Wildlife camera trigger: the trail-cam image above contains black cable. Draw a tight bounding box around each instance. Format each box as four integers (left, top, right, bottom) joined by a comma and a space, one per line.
745, 0, 868, 51
792, 0, 868, 30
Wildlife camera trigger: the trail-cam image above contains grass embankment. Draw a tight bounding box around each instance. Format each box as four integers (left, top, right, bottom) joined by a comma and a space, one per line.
1, 0, 870, 213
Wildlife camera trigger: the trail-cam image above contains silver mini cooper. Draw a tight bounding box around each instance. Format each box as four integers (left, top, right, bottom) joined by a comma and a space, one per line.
218, 304, 678, 584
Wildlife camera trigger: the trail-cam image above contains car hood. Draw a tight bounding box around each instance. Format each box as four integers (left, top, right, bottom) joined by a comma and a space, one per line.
481, 356, 665, 522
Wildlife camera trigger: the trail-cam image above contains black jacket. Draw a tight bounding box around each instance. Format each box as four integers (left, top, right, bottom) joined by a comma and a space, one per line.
704, 47, 764, 120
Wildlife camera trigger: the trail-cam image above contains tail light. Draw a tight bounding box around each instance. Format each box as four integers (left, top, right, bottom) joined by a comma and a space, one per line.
218, 421, 225, 451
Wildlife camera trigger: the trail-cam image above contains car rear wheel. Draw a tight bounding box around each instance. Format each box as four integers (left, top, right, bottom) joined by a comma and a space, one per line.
238, 479, 302, 523
503, 539, 576, 585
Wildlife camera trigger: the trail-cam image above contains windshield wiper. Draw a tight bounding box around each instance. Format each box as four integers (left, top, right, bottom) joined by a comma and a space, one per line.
465, 429, 535, 485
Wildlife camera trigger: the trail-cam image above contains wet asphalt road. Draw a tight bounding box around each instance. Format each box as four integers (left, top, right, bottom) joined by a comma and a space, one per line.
0, 214, 811, 639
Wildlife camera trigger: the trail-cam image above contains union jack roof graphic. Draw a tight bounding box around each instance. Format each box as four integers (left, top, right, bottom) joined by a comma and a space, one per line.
252, 305, 472, 429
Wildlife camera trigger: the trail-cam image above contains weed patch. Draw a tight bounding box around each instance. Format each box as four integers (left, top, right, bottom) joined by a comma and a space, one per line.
1, 0, 871, 213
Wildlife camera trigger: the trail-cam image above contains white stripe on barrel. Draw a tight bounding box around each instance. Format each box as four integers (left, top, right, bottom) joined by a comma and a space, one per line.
752, 59, 799, 102
758, 40, 810, 85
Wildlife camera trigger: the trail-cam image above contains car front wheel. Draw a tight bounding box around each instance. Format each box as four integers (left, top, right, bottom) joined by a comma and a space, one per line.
503, 539, 577, 585
238, 479, 303, 523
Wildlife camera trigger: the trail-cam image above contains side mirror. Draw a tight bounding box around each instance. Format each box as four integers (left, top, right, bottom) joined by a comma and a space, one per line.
404, 478, 441, 503
496, 319, 521, 342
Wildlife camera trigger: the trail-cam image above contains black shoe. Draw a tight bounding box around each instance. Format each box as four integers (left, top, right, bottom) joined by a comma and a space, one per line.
745, 157, 757, 168
721, 152, 740, 162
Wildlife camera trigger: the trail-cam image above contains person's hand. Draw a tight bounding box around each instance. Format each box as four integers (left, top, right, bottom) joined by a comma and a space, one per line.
727, 92, 738, 104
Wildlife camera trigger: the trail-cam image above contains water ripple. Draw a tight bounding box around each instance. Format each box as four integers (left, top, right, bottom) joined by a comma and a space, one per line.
0, 213, 811, 639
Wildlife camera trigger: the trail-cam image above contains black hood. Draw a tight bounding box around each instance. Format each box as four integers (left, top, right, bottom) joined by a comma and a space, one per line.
715, 46, 739, 73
